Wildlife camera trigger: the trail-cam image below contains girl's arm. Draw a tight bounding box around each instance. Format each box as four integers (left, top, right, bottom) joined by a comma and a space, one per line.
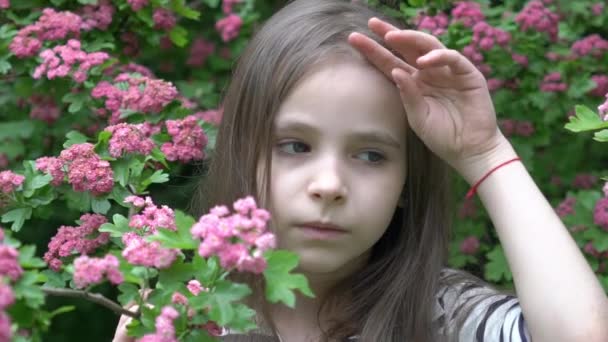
461, 135, 608, 342
349, 18, 608, 342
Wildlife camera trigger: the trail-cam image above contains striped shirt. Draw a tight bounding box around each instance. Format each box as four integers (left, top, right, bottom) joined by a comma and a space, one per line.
221, 268, 532, 341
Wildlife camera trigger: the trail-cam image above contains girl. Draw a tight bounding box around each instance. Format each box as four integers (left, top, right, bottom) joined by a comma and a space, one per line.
115, 0, 608, 341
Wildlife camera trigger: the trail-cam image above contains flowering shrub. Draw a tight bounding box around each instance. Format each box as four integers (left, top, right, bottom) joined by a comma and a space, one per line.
0, 0, 607, 340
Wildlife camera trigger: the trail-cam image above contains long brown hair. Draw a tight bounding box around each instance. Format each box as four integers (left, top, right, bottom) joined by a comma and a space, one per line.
192, 0, 494, 341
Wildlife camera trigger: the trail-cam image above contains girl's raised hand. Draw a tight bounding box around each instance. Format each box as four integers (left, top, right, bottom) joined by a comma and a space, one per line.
349, 18, 510, 180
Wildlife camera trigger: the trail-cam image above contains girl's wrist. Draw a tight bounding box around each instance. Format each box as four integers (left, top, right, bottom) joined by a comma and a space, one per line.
455, 135, 519, 186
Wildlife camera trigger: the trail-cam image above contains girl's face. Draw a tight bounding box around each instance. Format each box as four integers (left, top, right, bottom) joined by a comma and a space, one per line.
263, 59, 408, 276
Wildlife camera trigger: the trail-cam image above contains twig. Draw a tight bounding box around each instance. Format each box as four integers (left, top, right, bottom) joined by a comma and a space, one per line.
41, 287, 140, 318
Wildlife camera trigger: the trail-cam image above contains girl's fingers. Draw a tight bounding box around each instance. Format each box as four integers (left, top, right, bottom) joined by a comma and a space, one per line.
416, 49, 477, 76
368, 17, 400, 37
391, 68, 429, 126
348, 32, 417, 78
384, 30, 446, 67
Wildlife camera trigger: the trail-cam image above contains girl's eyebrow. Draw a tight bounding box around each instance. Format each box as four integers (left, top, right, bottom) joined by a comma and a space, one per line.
274, 119, 403, 150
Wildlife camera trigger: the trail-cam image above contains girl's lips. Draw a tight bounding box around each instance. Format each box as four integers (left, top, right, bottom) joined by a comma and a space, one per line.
296, 223, 348, 240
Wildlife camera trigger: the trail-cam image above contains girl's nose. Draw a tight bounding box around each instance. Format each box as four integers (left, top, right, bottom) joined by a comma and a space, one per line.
307, 163, 347, 203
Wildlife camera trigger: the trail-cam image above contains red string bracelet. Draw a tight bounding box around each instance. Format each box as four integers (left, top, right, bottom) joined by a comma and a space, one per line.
465, 157, 521, 199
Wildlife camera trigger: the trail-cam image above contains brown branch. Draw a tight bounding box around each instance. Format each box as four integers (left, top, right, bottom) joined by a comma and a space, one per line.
41, 287, 140, 318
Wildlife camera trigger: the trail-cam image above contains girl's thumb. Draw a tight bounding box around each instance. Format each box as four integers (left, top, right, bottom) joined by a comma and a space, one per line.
391, 68, 427, 129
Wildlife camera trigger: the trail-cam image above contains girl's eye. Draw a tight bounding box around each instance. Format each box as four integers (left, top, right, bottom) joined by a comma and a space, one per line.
356, 151, 385, 164
277, 141, 310, 154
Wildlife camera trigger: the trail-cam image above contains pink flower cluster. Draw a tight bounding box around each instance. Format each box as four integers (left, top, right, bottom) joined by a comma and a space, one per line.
571, 34, 608, 58
0, 171, 24, 194
462, 44, 491, 76
451, 1, 485, 27
138, 306, 179, 342
153, 8, 177, 31
105, 123, 156, 158
498, 119, 535, 137
35, 143, 114, 194
590, 75, 608, 97
121, 196, 178, 268
73, 254, 123, 288
222, 0, 241, 14
79, 0, 114, 31
186, 279, 208, 296
515, 0, 559, 42
121, 232, 178, 269
161, 116, 207, 163
125, 196, 177, 233
9, 8, 82, 58
128, 0, 149, 11
0, 284, 14, 315
33, 39, 109, 83
91, 73, 179, 124
215, 14, 243, 42
28, 95, 60, 124
599, 93, 608, 121
416, 12, 449, 36
583, 242, 608, 259
194, 108, 223, 126
555, 197, 575, 218
572, 173, 598, 189
594, 197, 608, 231
472, 22, 511, 51
0, 245, 23, 282
187, 38, 215, 67
0, 0, 9, 9
44, 213, 110, 271
0, 283, 13, 342
191, 196, 275, 274
540, 72, 567, 92
460, 236, 479, 255
592, 3, 604, 16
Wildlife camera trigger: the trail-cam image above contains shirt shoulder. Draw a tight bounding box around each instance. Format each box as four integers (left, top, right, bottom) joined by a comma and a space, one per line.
435, 268, 532, 342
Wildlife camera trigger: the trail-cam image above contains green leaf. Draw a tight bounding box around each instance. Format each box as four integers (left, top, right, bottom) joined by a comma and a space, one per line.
77, 0, 98, 4
484, 246, 512, 282
49, 305, 76, 318
0, 120, 35, 140
263, 250, 314, 308
41, 270, 68, 288
141, 170, 169, 187
98, 214, 130, 237
112, 159, 130, 187
565, 105, 608, 133
169, 25, 189, 47
91, 197, 111, 214
158, 258, 194, 285
1, 208, 32, 232
18, 245, 46, 268
117, 283, 140, 307
0, 59, 11, 75
23, 174, 52, 198
593, 129, 608, 142
202, 0, 220, 8
147, 228, 197, 250
206, 280, 251, 325
63, 130, 89, 148
62, 92, 87, 114
171, 0, 200, 20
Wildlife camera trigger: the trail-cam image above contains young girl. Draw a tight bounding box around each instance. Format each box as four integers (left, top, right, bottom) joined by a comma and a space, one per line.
115, 0, 608, 341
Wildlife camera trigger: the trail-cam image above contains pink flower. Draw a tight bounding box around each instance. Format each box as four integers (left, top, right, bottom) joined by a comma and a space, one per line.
161, 116, 208, 163
59, 143, 114, 195
79, 0, 114, 31
416, 12, 449, 36
0, 284, 15, 310
451, 1, 484, 27
191, 196, 274, 274
186, 280, 208, 296
591, 3, 604, 16
540, 72, 567, 92
590, 75, 608, 97
28, 94, 61, 123
603, 182, 608, 198
599, 94, 608, 120
0, 0, 9, 9
127, 196, 176, 233
35, 156, 64, 186
472, 21, 511, 51
73, 254, 124, 288
458, 198, 477, 219
512, 53, 529, 67
33, 39, 109, 83
44, 214, 110, 271
153, 8, 177, 31
0, 312, 11, 342
0, 245, 23, 281
515, 0, 559, 41
171, 292, 188, 305
460, 236, 480, 255
515, 120, 535, 137
555, 197, 575, 218
128, 0, 148, 11
194, 108, 223, 125
9, 8, 82, 58
0, 171, 24, 194
122, 233, 178, 269
572, 173, 598, 189
571, 34, 608, 58
138, 306, 179, 342
486, 78, 504, 92
187, 38, 215, 67
215, 14, 243, 42
105, 123, 156, 157
222, 0, 241, 14
593, 197, 608, 231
